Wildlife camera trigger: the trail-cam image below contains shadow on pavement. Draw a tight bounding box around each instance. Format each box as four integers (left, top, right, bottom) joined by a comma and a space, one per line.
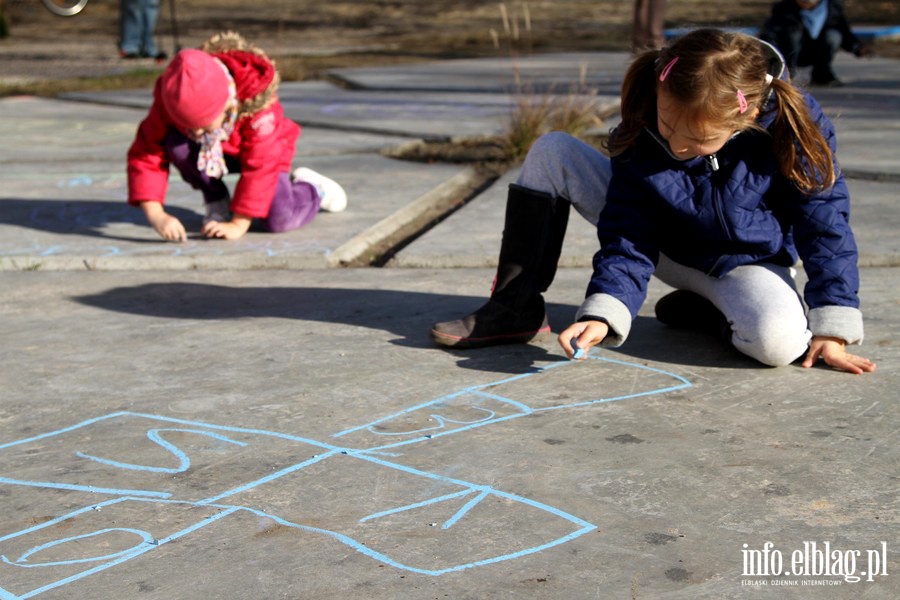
0, 198, 200, 241
617, 314, 760, 370
74, 282, 760, 373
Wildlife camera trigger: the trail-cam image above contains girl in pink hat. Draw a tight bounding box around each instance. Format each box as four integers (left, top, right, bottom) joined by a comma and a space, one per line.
127, 32, 347, 241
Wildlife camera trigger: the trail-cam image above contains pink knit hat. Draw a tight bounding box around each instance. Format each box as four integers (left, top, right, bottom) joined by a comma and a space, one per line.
160, 49, 230, 130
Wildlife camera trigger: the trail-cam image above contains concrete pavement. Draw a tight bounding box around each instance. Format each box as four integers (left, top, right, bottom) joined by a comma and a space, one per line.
0, 50, 898, 599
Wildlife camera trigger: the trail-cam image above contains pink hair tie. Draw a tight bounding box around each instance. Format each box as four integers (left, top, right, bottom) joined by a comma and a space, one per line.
659, 56, 679, 82
736, 89, 749, 114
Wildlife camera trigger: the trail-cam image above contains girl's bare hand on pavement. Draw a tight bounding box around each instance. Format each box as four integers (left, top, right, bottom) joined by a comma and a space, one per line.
150, 213, 186, 242
802, 336, 877, 374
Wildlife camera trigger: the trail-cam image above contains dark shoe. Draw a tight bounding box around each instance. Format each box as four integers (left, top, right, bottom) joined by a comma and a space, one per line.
153, 52, 168, 64
655, 290, 730, 339
430, 298, 550, 349
119, 50, 140, 60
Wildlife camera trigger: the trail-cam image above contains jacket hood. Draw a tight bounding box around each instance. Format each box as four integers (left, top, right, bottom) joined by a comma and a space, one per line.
201, 31, 280, 119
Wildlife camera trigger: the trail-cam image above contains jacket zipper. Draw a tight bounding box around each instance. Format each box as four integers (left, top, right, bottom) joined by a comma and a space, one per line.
709, 153, 731, 276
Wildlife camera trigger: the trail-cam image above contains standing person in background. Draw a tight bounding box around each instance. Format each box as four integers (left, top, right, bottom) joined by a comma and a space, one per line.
632, 0, 667, 51
760, 0, 873, 87
119, 0, 166, 61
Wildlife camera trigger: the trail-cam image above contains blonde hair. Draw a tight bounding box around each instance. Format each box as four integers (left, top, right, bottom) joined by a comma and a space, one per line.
607, 28, 836, 195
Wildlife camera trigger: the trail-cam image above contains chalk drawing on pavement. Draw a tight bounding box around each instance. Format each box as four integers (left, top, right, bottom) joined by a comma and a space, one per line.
0, 355, 691, 598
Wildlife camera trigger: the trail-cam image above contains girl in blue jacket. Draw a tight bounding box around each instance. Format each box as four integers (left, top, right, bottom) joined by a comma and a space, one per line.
431, 28, 875, 375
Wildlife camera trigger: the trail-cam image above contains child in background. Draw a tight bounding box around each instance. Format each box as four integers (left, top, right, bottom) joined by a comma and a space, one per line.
430, 28, 876, 375
127, 31, 346, 242
760, 0, 873, 87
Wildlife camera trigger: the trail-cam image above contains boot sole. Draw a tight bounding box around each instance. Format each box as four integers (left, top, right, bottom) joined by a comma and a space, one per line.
430, 325, 552, 349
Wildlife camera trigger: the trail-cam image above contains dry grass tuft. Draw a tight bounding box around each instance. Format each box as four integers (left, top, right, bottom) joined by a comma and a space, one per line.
503, 87, 606, 160
494, 4, 607, 160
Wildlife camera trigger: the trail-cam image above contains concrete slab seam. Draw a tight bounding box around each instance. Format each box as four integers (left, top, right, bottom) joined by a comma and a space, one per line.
327, 166, 494, 267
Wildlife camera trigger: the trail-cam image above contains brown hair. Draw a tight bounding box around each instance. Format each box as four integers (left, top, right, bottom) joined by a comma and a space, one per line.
606, 28, 836, 194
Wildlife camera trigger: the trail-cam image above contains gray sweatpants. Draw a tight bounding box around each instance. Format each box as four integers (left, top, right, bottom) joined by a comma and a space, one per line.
517, 132, 811, 366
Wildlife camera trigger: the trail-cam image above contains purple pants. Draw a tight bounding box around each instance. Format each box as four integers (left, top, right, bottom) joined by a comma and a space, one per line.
165, 130, 321, 233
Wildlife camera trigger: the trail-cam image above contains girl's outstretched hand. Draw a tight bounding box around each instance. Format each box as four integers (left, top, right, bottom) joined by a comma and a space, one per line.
201, 214, 252, 240
802, 336, 877, 374
559, 320, 609, 360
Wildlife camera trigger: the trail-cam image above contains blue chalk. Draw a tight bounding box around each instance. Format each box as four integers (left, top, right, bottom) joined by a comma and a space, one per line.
570, 338, 586, 360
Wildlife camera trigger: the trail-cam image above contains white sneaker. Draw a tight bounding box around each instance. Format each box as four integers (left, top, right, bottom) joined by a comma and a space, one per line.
203, 198, 231, 224
292, 167, 347, 213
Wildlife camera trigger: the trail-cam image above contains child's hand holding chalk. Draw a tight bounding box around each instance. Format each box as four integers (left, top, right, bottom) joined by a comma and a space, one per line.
560, 319, 610, 360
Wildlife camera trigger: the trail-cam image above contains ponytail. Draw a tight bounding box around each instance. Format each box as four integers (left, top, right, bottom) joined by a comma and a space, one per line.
605, 52, 659, 157
767, 79, 837, 195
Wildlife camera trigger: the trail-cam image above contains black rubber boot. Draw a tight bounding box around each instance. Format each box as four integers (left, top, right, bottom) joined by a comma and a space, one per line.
431, 185, 570, 349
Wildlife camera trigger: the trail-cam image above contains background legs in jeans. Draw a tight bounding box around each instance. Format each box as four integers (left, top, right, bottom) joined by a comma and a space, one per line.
119, 0, 163, 59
